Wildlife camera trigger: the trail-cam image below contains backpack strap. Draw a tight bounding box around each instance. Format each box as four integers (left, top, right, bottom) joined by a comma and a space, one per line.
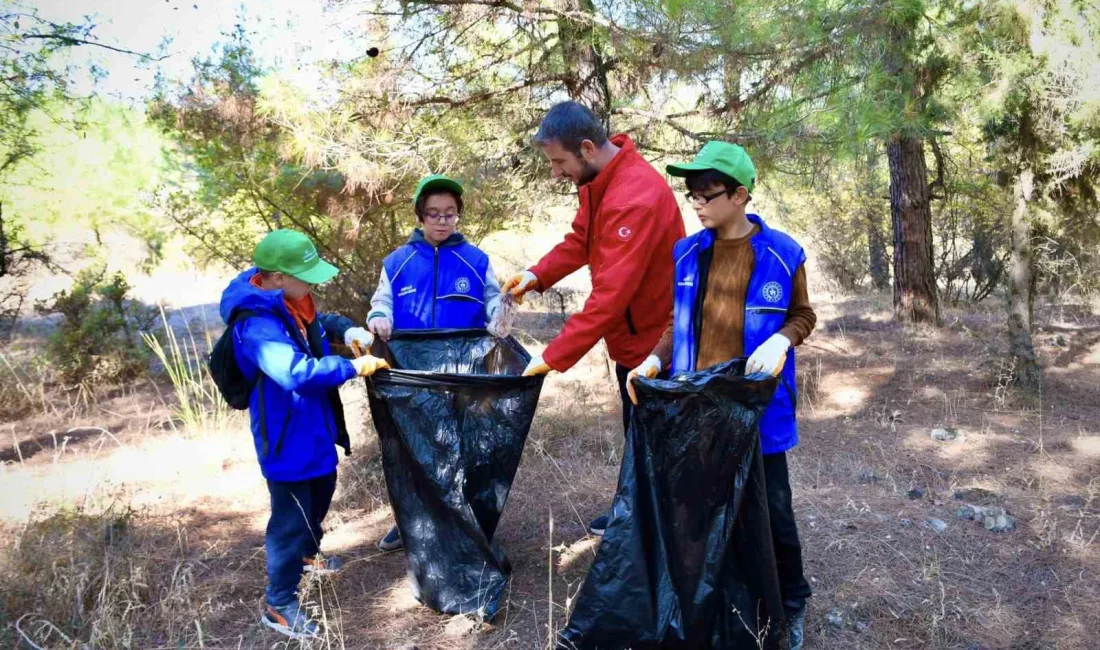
226, 309, 272, 457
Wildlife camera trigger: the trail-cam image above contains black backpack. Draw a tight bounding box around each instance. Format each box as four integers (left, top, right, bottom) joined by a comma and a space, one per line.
209, 309, 258, 410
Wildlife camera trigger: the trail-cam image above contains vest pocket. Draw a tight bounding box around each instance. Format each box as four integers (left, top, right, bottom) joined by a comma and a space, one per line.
436, 294, 486, 328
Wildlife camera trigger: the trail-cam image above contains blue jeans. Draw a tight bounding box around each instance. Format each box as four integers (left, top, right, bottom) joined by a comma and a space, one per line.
265, 471, 337, 606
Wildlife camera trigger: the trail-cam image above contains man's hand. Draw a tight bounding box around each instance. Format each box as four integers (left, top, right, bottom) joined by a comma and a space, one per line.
626, 355, 661, 405
351, 355, 390, 377
344, 327, 374, 351
501, 271, 539, 305
522, 354, 552, 377
368, 316, 393, 342
746, 333, 791, 377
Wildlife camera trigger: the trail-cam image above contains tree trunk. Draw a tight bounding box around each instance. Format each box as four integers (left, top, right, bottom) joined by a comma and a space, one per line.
863, 152, 889, 290
557, 0, 612, 123
867, 210, 890, 291
1008, 167, 1042, 390
0, 202, 7, 278
887, 135, 939, 324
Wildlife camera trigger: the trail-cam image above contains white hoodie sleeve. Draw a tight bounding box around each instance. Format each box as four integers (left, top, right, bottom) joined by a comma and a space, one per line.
483, 261, 502, 320
368, 267, 394, 323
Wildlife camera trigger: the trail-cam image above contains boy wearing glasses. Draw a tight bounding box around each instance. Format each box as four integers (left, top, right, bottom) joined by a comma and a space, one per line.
367, 173, 504, 551
626, 141, 816, 650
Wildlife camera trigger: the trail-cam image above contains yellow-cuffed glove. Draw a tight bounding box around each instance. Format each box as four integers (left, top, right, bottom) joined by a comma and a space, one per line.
522, 354, 552, 377
351, 355, 390, 377
626, 354, 662, 405
501, 271, 539, 305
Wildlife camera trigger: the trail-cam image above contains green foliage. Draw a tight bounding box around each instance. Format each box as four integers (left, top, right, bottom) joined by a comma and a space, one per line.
34, 267, 158, 387
150, 28, 541, 321
1, 99, 174, 268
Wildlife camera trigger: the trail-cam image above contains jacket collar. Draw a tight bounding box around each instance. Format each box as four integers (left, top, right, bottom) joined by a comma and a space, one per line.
407, 228, 466, 249
696, 213, 772, 251
580, 133, 637, 210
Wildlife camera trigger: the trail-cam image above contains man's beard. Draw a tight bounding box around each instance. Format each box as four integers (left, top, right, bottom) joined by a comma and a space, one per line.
576, 159, 600, 186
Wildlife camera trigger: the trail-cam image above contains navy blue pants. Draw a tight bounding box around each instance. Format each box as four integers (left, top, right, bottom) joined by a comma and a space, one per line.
265, 471, 337, 607
762, 452, 812, 611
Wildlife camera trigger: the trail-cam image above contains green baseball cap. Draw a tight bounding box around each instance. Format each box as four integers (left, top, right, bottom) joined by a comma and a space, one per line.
253, 229, 339, 285
666, 141, 756, 194
413, 174, 464, 206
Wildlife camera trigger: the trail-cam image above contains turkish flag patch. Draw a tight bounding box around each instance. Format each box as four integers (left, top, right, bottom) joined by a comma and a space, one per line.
616, 225, 634, 241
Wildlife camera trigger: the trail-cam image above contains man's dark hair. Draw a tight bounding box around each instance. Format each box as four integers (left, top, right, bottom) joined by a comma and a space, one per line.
685, 169, 751, 203
414, 188, 464, 220
533, 101, 608, 154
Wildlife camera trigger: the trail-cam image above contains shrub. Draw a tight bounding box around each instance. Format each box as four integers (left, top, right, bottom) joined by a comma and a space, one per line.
34, 267, 158, 388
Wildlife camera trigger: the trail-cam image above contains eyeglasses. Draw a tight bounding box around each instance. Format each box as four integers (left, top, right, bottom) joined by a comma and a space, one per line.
684, 189, 730, 205
423, 212, 460, 224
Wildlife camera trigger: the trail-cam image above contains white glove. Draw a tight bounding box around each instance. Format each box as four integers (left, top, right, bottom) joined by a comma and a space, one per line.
626, 354, 661, 405
368, 316, 393, 341
501, 270, 539, 304
522, 354, 552, 377
746, 333, 791, 377
344, 327, 374, 350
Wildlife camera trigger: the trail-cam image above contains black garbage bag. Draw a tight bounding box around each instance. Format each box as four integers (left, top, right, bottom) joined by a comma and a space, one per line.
365, 329, 544, 618
558, 359, 788, 650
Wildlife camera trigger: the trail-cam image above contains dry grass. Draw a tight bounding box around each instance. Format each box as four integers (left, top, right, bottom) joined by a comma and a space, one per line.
1, 292, 1098, 649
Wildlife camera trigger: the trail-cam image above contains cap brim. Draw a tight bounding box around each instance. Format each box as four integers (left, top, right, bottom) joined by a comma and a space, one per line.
292, 259, 339, 285
666, 161, 714, 177
419, 177, 464, 196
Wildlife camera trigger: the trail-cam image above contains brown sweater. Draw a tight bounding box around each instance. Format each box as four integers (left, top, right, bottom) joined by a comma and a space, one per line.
652, 227, 816, 369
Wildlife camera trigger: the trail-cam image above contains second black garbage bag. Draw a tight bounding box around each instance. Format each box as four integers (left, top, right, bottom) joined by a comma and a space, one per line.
365, 329, 544, 618
558, 359, 788, 650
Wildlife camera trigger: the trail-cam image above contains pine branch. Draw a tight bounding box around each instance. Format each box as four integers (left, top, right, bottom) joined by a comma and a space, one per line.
20, 34, 169, 61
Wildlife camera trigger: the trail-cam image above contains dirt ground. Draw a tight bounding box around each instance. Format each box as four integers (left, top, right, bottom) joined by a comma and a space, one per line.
1, 287, 1098, 649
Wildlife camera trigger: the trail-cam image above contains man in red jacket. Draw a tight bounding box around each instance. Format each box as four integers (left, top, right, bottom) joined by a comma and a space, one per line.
502, 101, 685, 536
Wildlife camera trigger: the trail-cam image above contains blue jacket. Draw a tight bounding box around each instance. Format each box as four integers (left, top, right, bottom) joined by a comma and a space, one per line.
671, 214, 806, 454
373, 231, 495, 330
220, 269, 357, 482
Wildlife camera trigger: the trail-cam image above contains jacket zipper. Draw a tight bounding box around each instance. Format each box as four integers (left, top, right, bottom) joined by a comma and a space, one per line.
584, 188, 596, 258
749, 307, 788, 314
431, 247, 439, 327
625, 308, 638, 336
273, 407, 293, 456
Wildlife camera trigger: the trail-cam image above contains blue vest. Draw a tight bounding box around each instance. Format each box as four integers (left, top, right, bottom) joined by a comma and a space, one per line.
383, 231, 490, 330
671, 214, 807, 454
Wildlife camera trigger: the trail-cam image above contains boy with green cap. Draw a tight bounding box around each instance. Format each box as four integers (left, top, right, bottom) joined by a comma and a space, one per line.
367, 174, 506, 551
219, 229, 388, 639
625, 141, 817, 649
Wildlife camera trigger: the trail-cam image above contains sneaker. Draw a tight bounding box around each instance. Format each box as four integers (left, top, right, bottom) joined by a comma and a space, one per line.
377, 525, 403, 552
261, 601, 320, 640
587, 514, 609, 537
786, 603, 806, 650
302, 554, 343, 575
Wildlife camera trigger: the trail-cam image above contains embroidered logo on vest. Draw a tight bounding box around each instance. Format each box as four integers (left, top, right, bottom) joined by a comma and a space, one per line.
455, 277, 471, 293
398, 285, 417, 297
677, 278, 694, 287
762, 281, 783, 303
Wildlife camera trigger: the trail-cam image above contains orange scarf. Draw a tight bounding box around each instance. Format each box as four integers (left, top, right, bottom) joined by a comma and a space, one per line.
251, 274, 316, 336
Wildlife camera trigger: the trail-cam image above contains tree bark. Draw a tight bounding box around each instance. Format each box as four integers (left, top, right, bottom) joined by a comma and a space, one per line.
867, 209, 890, 291
887, 135, 939, 323
864, 151, 890, 290
0, 202, 7, 278
1008, 167, 1042, 390
556, 0, 612, 123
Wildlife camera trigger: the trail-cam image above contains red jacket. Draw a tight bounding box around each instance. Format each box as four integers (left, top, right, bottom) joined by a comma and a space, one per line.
530, 134, 685, 372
